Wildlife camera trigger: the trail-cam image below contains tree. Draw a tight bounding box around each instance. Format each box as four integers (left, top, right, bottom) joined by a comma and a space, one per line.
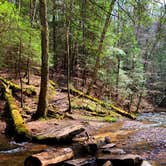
33, 0, 49, 119
87, 0, 117, 95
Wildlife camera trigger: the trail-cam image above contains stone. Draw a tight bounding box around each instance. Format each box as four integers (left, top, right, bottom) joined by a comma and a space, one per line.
141, 161, 152, 166
97, 154, 143, 166
102, 148, 126, 155
104, 136, 111, 143
64, 157, 96, 166
102, 160, 113, 166
100, 143, 116, 149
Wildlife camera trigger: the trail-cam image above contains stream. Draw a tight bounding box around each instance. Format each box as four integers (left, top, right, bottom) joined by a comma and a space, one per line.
0, 112, 165, 166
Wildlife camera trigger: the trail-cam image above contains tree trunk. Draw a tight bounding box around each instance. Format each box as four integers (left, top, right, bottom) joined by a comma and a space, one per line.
34, 0, 49, 119
18, 38, 23, 108
116, 56, 120, 99
135, 92, 142, 113
52, 0, 57, 69
87, 0, 117, 94
65, 1, 71, 113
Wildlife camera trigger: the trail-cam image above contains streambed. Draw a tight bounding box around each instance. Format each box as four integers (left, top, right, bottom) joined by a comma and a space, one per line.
0, 112, 165, 166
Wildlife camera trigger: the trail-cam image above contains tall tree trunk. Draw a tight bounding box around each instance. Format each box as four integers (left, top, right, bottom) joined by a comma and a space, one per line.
52, 0, 57, 69
65, 0, 71, 113
87, 0, 116, 94
66, 26, 71, 113
34, 0, 49, 119
135, 92, 142, 113
116, 56, 120, 99
18, 38, 23, 108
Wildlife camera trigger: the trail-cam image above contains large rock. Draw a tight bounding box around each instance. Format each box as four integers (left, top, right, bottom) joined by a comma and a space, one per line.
31, 124, 85, 144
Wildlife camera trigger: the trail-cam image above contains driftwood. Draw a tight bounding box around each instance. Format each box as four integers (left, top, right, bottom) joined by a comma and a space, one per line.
2, 82, 31, 141
24, 148, 74, 166
0, 77, 36, 97
62, 87, 136, 119
32, 124, 85, 143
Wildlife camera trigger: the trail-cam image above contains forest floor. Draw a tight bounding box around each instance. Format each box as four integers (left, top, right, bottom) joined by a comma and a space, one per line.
0, 70, 162, 140
0, 71, 165, 166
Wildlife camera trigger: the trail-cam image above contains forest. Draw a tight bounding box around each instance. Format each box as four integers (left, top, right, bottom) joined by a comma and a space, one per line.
0, 0, 165, 166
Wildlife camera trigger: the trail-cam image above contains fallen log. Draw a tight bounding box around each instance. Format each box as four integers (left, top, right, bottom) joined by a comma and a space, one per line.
0, 77, 36, 97
62, 88, 136, 119
3, 84, 31, 141
24, 148, 74, 166
31, 124, 85, 144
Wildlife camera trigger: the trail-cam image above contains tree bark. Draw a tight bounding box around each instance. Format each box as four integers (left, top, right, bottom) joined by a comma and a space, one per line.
52, 0, 57, 69
116, 56, 120, 99
87, 0, 117, 94
18, 38, 23, 108
65, 1, 72, 113
34, 0, 49, 119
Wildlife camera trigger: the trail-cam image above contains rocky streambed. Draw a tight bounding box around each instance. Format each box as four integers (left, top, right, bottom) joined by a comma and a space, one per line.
0, 112, 165, 166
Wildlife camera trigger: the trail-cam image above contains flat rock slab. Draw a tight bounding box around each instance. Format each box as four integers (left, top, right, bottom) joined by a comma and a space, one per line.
64, 157, 96, 166
98, 154, 143, 166
102, 148, 126, 155
27, 120, 85, 143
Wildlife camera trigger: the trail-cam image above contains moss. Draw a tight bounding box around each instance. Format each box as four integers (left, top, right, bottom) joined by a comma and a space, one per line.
63, 87, 137, 119
23, 85, 36, 96
104, 116, 116, 122
0, 77, 36, 97
49, 80, 57, 88
4, 88, 31, 140
80, 115, 116, 122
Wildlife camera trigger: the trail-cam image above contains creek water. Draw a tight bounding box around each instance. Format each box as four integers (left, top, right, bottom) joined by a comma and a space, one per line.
0, 112, 165, 166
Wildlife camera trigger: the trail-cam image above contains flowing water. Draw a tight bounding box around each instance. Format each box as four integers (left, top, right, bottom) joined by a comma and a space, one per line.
0, 112, 165, 166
